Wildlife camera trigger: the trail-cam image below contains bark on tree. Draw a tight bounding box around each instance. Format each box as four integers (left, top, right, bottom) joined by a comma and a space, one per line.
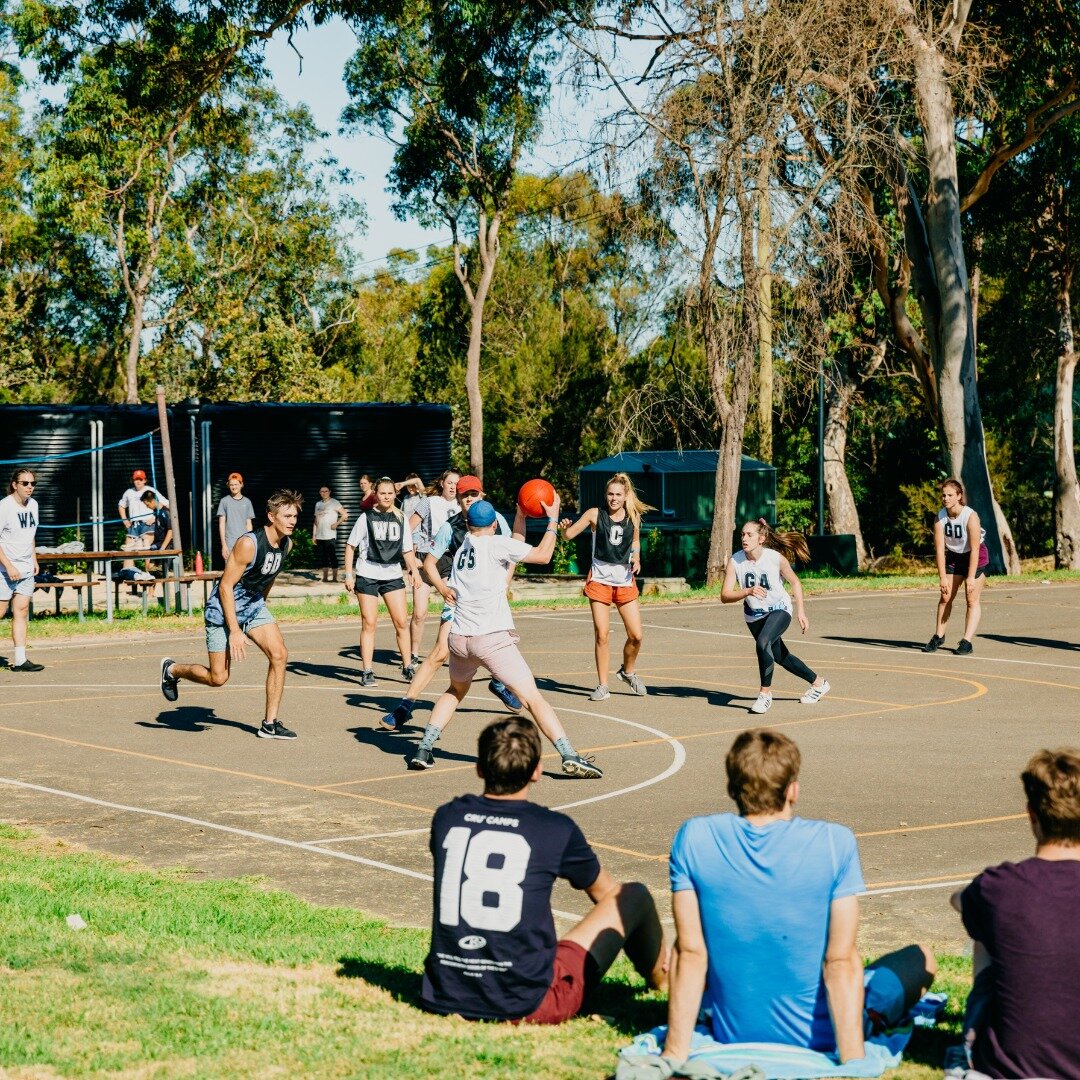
1052, 263, 1080, 568
453, 210, 501, 483
756, 148, 773, 463
823, 373, 867, 568
889, 0, 1020, 573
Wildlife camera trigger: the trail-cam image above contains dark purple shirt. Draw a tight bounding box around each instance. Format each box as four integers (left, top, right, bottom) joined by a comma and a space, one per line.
961, 857, 1080, 1080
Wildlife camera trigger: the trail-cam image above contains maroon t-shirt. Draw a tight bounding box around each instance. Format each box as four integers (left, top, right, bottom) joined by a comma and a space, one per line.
961, 857, 1080, 1080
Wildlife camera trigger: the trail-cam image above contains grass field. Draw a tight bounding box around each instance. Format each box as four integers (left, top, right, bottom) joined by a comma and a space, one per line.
0, 824, 971, 1079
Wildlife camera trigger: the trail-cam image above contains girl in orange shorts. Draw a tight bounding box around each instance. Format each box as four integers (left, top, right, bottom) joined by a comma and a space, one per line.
560, 472, 655, 700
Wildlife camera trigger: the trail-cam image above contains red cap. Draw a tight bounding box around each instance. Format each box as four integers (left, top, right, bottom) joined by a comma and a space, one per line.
132, 469, 146, 481
456, 474, 483, 496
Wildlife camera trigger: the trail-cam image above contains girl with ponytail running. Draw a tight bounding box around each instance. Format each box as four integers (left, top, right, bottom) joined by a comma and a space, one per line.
560, 472, 655, 699
721, 518, 829, 714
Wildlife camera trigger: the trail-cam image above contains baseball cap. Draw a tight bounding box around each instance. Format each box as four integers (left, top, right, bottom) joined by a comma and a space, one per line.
228, 471, 243, 483
132, 469, 146, 480
457, 474, 483, 496
466, 500, 497, 527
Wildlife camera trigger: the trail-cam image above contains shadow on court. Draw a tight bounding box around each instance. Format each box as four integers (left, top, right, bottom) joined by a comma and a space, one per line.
288, 659, 362, 683
823, 635, 927, 651
980, 633, 1080, 652
137, 706, 260, 736
535, 675, 740, 709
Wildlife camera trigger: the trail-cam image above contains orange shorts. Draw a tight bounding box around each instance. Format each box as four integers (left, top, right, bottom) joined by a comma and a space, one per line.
583, 574, 639, 606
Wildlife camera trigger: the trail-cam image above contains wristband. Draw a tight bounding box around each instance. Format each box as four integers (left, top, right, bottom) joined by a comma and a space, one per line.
546, 522, 558, 532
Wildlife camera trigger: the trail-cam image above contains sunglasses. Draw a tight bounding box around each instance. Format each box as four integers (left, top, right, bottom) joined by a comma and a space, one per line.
17, 480, 36, 487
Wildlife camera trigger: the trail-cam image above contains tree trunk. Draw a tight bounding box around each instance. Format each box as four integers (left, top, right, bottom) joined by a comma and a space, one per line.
707, 413, 747, 585
458, 210, 501, 483
125, 290, 146, 404
756, 148, 773, 463
823, 377, 867, 569
896, 8, 1014, 573
1053, 265, 1080, 567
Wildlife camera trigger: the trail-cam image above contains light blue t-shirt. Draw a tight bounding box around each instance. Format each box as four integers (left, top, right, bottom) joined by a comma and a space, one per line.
669, 814, 865, 1052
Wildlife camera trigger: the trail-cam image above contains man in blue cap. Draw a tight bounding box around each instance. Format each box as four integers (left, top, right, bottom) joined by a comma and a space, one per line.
407, 494, 601, 778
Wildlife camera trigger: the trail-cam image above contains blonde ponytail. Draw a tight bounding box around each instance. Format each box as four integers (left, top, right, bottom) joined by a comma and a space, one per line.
607, 472, 656, 527
754, 518, 810, 564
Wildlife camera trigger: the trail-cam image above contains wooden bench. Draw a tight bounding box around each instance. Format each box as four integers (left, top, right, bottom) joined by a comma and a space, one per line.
113, 576, 160, 616
29, 579, 98, 622
155, 572, 223, 616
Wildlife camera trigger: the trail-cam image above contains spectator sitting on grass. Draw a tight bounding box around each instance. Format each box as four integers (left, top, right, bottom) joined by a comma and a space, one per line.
950, 747, 1080, 1080
421, 716, 667, 1024
662, 729, 935, 1067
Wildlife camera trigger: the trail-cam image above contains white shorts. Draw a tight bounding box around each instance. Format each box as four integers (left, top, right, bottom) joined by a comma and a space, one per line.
0, 565, 35, 601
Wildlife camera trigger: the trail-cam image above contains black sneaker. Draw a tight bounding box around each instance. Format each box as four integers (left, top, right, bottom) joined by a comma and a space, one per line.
922, 634, 944, 653
956, 638, 974, 655
561, 753, 603, 779
160, 657, 179, 702
378, 704, 413, 731
488, 679, 522, 712
10, 659, 44, 672
401, 662, 417, 681
360, 669, 377, 688
258, 720, 298, 740
411, 653, 421, 667
408, 747, 435, 770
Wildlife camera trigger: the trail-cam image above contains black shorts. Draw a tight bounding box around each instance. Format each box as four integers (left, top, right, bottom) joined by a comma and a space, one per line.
354, 575, 405, 597
316, 538, 338, 569
945, 550, 987, 578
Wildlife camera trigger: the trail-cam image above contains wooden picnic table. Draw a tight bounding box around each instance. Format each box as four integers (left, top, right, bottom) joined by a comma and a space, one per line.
35, 549, 184, 621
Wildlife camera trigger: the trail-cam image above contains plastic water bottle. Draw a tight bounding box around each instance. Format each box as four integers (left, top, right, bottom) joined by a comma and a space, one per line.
195, 551, 204, 575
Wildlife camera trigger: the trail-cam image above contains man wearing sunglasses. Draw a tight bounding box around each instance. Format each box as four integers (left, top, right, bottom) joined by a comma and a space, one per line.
0, 469, 44, 671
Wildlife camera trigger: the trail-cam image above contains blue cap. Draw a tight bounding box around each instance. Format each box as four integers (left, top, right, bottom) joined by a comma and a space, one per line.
467, 500, 497, 527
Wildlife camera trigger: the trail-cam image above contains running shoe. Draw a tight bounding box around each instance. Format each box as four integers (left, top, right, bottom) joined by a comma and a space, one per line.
561, 753, 603, 779
922, 634, 944, 653
160, 657, 179, 702
411, 653, 421, 667
617, 667, 648, 696
360, 669, 377, 688
589, 684, 611, 701
258, 720, 298, 740
800, 680, 831, 704
408, 747, 435, 770
10, 659, 44, 672
749, 693, 773, 714
955, 638, 973, 655
488, 679, 522, 712
401, 662, 417, 681
378, 704, 413, 731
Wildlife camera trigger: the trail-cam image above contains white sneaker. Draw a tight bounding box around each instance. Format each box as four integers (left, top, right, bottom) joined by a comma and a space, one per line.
588, 684, 610, 701
800, 680, 830, 704
750, 693, 772, 714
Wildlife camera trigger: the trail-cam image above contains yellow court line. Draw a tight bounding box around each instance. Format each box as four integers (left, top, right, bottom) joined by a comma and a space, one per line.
857, 813, 1026, 838
0, 723, 436, 816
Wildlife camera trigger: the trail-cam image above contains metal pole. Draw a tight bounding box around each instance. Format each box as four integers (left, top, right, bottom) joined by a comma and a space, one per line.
817, 365, 825, 536
155, 387, 182, 547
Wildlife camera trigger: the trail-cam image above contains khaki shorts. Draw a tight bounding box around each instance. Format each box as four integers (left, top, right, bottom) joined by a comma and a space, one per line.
123, 532, 153, 552
447, 630, 536, 699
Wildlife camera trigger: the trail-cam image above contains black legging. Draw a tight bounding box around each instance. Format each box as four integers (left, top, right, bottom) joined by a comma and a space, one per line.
747, 610, 816, 688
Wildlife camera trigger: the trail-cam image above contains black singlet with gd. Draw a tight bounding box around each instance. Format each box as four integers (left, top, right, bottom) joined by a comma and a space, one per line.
593, 507, 633, 564
365, 509, 405, 565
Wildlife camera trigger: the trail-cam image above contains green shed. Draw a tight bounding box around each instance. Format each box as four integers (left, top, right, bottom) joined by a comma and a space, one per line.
577, 451, 777, 581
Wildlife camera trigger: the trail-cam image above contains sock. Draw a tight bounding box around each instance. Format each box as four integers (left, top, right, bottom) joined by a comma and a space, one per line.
418, 724, 442, 752
14, 646, 26, 666
398, 698, 416, 715
555, 737, 575, 759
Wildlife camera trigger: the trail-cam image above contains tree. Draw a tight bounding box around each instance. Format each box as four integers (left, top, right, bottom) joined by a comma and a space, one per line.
341, 0, 570, 479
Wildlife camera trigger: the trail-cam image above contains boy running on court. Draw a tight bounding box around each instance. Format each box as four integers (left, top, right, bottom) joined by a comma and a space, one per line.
406, 494, 601, 778
159, 489, 301, 740
380, 474, 521, 731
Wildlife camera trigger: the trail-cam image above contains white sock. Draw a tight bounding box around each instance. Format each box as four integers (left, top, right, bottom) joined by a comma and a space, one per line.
14, 646, 26, 666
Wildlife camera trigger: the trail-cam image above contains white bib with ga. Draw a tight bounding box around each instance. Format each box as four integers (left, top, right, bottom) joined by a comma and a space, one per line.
731, 547, 792, 623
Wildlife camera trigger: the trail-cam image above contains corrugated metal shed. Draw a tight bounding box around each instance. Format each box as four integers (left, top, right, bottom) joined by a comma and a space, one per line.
579, 450, 776, 526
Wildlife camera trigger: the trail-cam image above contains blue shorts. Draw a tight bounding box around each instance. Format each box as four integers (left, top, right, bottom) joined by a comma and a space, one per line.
863, 944, 930, 1034
205, 605, 276, 654
0, 566, 35, 601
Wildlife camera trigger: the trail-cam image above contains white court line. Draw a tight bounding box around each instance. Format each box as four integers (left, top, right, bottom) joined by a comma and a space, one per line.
311, 827, 429, 844
861, 879, 970, 897
0, 776, 585, 923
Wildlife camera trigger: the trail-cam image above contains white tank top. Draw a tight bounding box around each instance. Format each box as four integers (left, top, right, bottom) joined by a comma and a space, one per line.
938, 506, 985, 554
731, 548, 792, 623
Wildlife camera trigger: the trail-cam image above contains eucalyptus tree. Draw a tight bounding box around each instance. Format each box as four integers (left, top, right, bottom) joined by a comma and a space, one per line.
340, 0, 579, 480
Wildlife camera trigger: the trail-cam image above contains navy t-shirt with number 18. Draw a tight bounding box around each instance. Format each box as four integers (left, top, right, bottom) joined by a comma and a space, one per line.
421, 793, 601, 1020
